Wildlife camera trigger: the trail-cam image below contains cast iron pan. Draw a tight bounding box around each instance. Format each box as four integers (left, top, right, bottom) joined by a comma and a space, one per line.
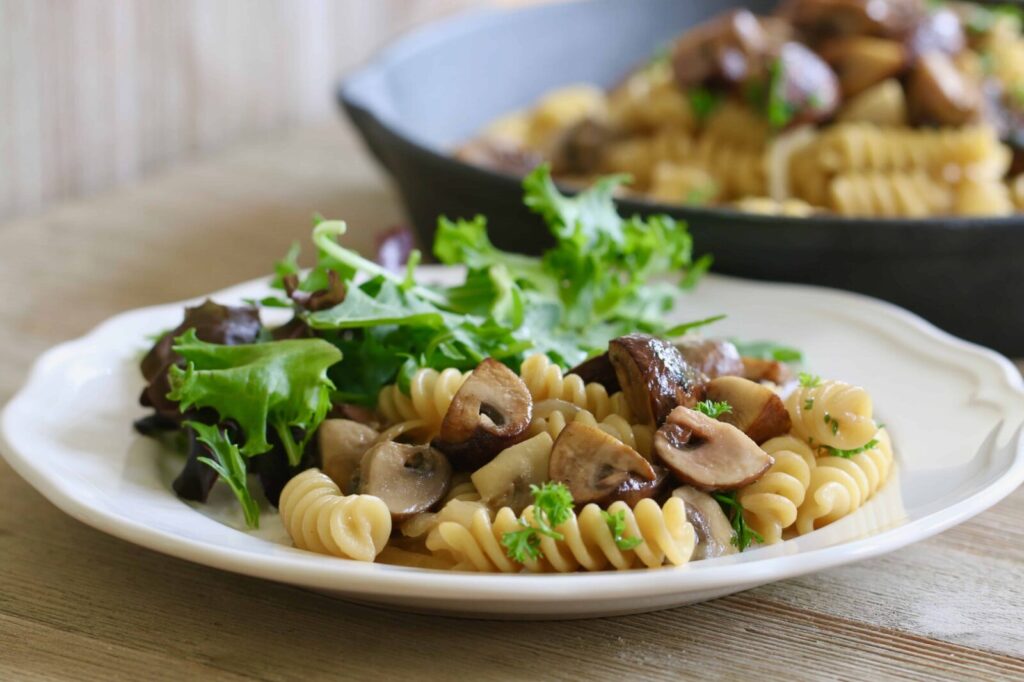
339, 0, 1024, 354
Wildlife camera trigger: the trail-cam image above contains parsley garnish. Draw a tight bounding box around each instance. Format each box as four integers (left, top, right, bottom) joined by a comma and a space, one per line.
804, 398, 814, 410
501, 482, 575, 562
688, 87, 722, 122
601, 510, 644, 551
799, 372, 821, 388
825, 439, 878, 459
766, 58, 794, 129
684, 181, 718, 206
823, 412, 839, 436
695, 400, 733, 419
712, 491, 763, 551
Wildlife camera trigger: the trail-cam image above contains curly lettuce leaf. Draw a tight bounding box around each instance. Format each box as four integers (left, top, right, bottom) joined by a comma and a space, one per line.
167, 329, 341, 463
187, 421, 260, 529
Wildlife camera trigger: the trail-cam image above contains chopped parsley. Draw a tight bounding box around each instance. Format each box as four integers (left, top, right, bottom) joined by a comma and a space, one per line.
766, 58, 794, 129
696, 400, 733, 419
712, 491, 763, 551
601, 510, 644, 551
799, 372, 821, 388
684, 181, 718, 206
803, 398, 814, 411
823, 412, 839, 436
501, 482, 575, 562
688, 87, 722, 122
825, 439, 879, 459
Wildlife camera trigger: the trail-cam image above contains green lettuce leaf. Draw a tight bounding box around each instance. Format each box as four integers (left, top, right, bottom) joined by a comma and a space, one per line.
168, 329, 341, 463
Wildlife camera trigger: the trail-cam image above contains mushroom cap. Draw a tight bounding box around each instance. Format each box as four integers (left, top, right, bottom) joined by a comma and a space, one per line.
608, 465, 672, 508
705, 376, 792, 444
654, 406, 773, 491
548, 421, 656, 506
907, 51, 981, 126
433, 358, 533, 470
318, 419, 380, 493
671, 9, 771, 88
567, 352, 621, 393
674, 337, 744, 379
609, 334, 707, 426
740, 356, 794, 385
672, 486, 738, 559
357, 441, 453, 522
471, 432, 553, 514
773, 42, 841, 126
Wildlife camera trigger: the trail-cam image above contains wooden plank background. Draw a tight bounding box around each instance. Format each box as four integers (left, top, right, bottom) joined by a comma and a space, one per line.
0, 0, 487, 221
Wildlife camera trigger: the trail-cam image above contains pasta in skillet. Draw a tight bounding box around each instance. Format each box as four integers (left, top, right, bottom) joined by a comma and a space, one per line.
460, 0, 1024, 217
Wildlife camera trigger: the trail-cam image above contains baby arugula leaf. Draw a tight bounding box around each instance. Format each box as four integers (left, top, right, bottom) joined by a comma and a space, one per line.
187, 421, 260, 529
167, 329, 341, 464
732, 339, 803, 363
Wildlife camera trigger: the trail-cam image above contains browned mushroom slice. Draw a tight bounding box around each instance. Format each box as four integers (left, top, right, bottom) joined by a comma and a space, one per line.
470, 433, 552, 514
318, 419, 380, 493
771, 42, 841, 126
782, 0, 925, 41
568, 352, 620, 393
455, 138, 544, 175
672, 486, 737, 559
654, 406, 772, 491
548, 422, 656, 506
907, 51, 981, 126
550, 118, 613, 176
741, 356, 793, 385
608, 465, 672, 508
909, 7, 965, 58
608, 334, 707, 425
674, 337, 744, 379
671, 9, 770, 88
818, 36, 907, 97
705, 376, 791, 444
433, 358, 532, 470
357, 442, 452, 522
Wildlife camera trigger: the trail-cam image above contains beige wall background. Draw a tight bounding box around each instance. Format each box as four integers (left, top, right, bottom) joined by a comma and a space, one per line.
0, 0, 497, 221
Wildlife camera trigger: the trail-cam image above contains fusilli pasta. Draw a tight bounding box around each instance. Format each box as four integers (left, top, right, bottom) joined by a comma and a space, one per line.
426, 497, 696, 572
739, 435, 816, 544
528, 403, 654, 459
377, 367, 469, 437
519, 354, 633, 421
278, 469, 392, 562
786, 379, 878, 450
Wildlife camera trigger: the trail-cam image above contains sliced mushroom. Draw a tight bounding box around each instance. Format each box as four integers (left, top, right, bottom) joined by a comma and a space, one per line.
318, 419, 379, 493
471, 433, 552, 514
674, 337, 744, 379
609, 465, 672, 507
705, 376, 791, 444
909, 7, 965, 58
837, 78, 907, 126
818, 36, 907, 97
770, 42, 841, 127
433, 358, 532, 470
654, 406, 772, 491
672, 486, 737, 559
568, 352, 621, 393
741, 356, 794, 385
782, 0, 926, 41
548, 421, 655, 505
608, 334, 707, 425
550, 118, 613, 176
357, 441, 452, 522
671, 9, 771, 88
907, 51, 982, 126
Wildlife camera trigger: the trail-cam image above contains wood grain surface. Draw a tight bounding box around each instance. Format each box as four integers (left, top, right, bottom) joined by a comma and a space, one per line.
0, 0, 480, 222
1, 123, 1022, 681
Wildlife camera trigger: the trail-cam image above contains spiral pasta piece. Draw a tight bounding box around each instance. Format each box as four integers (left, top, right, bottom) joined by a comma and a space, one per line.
278, 469, 392, 562
794, 428, 894, 535
528, 404, 654, 459
427, 497, 695, 573
376, 367, 469, 436
813, 123, 1006, 178
519, 354, 632, 421
786, 380, 878, 450
828, 171, 950, 217
739, 435, 816, 544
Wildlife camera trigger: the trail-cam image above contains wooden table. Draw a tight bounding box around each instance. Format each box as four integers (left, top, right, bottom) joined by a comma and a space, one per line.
1, 123, 1022, 681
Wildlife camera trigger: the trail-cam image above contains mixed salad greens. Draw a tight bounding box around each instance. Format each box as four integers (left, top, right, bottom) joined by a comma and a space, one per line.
137, 166, 720, 529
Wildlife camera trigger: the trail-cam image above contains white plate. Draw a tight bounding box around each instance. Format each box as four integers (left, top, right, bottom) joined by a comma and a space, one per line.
3, 269, 1024, 619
